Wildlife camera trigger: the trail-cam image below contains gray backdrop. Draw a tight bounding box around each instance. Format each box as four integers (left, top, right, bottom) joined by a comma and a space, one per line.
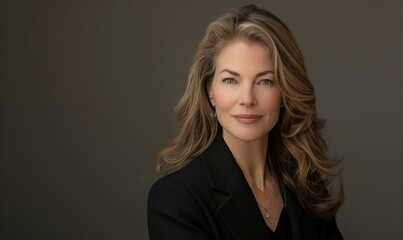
1, 0, 402, 239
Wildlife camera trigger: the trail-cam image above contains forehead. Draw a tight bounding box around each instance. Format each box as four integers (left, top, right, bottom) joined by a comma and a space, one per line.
215, 39, 273, 72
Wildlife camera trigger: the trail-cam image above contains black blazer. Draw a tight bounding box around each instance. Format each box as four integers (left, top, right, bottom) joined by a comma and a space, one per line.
148, 133, 343, 240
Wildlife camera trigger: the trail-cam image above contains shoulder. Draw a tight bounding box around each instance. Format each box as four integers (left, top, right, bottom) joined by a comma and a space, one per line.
148, 153, 212, 214
147, 156, 214, 239
151, 154, 209, 192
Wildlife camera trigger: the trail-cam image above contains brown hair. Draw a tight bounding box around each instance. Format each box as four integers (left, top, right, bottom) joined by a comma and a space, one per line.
156, 4, 343, 219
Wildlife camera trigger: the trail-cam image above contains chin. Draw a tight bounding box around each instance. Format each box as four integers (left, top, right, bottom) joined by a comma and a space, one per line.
223, 128, 269, 143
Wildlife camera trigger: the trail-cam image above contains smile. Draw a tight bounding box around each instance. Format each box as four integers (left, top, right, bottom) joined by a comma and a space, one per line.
233, 114, 262, 124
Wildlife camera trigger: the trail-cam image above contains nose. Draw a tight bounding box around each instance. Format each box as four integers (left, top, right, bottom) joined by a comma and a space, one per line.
240, 85, 256, 107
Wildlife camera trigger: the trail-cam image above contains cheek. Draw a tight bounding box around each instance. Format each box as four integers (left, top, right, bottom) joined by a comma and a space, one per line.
259, 91, 282, 111
271, 89, 283, 105
212, 89, 236, 112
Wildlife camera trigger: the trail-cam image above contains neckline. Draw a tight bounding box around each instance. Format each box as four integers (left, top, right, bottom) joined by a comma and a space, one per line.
267, 207, 286, 234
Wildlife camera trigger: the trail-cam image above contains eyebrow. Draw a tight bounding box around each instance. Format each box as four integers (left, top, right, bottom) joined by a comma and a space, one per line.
219, 69, 274, 78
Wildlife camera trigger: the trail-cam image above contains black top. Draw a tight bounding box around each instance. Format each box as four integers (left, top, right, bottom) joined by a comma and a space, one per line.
270, 208, 291, 240
148, 133, 343, 240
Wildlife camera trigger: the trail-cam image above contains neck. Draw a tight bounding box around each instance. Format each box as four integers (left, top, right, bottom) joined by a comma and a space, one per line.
222, 131, 271, 191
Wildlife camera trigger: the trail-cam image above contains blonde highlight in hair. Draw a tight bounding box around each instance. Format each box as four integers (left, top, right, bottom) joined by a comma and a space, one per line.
156, 4, 343, 219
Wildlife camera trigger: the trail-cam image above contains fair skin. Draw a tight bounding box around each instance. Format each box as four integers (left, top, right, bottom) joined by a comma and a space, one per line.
209, 39, 284, 231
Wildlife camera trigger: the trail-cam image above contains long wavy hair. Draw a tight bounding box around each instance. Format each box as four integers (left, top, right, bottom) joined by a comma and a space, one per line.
156, 4, 343, 219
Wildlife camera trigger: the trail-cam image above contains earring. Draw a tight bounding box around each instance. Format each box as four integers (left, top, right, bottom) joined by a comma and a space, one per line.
211, 106, 216, 117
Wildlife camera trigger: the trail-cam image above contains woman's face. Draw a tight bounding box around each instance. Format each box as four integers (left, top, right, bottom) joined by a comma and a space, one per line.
209, 39, 282, 143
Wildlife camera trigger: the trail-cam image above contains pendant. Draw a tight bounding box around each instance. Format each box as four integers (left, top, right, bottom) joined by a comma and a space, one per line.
264, 208, 270, 219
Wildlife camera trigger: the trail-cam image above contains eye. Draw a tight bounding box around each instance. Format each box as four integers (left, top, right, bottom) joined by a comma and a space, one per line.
223, 78, 237, 84
258, 79, 274, 86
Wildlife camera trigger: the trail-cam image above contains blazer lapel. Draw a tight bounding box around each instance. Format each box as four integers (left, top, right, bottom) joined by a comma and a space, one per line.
217, 177, 271, 240
201, 132, 270, 240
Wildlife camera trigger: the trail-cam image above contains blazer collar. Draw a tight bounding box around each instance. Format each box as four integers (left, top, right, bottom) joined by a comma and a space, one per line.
201, 132, 271, 239
201, 131, 243, 194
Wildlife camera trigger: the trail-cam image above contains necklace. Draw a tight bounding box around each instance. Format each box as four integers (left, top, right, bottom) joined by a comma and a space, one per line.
257, 176, 275, 219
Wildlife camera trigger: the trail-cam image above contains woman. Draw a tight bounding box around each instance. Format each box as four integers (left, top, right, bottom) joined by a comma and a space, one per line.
148, 4, 344, 240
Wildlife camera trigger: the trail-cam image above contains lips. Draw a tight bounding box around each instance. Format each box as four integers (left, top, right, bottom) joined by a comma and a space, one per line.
233, 114, 262, 124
